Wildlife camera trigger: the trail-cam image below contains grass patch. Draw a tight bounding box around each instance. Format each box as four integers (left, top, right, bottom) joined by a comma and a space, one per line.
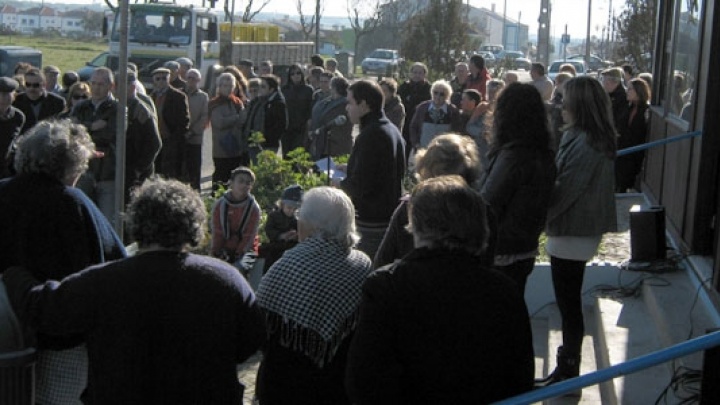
2, 34, 107, 74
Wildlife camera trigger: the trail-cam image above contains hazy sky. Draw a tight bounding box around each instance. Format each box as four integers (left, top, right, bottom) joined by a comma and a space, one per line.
45, 0, 620, 38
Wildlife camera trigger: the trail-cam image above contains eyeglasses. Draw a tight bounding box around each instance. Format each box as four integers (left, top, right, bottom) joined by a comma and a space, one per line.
25, 82, 42, 88
154, 76, 168, 82
433, 91, 447, 97
72, 94, 88, 100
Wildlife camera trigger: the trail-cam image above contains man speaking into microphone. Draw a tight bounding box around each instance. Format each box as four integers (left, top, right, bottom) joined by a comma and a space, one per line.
333, 79, 406, 259
308, 77, 354, 160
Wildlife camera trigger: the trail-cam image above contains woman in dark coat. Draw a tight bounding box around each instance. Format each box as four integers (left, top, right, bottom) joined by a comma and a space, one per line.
0, 120, 126, 404
479, 82, 557, 296
347, 175, 534, 404
616, 78, 651, 192
281, 64, 314, 157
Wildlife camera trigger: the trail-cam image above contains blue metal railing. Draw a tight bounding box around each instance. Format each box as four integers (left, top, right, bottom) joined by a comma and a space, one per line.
493, 329, 720, 404
617, 130, 702, 157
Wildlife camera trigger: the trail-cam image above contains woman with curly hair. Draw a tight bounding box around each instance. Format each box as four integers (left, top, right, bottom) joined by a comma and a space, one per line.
537, 76, 617, 390
4, 177, 265, 404
479, 82, 557, 295
0, 119, 126, 404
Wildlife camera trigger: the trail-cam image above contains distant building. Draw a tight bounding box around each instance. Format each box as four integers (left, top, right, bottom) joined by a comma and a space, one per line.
379, 0, 529, 53
0, 5, 97, 36
0, 5, 18, 31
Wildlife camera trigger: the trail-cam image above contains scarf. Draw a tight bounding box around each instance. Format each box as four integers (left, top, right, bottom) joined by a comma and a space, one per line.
208, 94, 243, 118
256, 236, 372, 367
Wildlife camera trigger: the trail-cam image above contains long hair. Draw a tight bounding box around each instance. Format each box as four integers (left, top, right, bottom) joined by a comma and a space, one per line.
491, 82, 551, 154
562, 76, 617, 159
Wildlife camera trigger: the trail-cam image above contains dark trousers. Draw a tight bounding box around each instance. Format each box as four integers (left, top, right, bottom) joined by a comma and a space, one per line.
213, 156, 243, 188
157, 135, 186, 179
494, 257, 535, 297
185, 143, 202, 190
356, 223, 388, 260
550, 256, 587, 356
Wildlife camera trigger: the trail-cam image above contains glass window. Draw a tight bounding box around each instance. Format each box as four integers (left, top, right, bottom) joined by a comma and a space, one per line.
668, 0, 702, 122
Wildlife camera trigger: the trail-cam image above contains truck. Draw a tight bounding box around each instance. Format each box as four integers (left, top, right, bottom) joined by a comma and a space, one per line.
0, 46, 42, 78
106, 2, 314, 90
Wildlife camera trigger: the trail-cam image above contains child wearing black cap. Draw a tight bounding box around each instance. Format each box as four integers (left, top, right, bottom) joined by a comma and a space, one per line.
261, 184, 303, 271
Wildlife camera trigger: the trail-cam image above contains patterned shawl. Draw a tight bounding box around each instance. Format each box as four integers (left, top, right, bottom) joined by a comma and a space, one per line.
256, 236, 372, 367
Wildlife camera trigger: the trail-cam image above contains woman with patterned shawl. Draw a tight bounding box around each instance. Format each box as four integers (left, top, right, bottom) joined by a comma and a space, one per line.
255, 186, 372, 405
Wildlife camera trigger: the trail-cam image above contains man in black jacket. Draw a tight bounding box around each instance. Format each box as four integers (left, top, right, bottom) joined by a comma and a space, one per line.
151, 67, 190, 179
12, 68, 65, 134
336, 80, 406, 258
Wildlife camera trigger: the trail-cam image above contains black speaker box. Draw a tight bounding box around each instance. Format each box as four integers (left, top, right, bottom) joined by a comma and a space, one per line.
630, 206, 666, 262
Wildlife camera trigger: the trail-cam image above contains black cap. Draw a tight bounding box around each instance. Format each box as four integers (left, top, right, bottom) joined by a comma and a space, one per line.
0, 77, 19, 92
238, 59, 254, 67
281, 184, 303, 207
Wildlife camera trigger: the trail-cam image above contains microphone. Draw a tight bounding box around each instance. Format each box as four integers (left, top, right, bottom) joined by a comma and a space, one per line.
314, 115, 348, 136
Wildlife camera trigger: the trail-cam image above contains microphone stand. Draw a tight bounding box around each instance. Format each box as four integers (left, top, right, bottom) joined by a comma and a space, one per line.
325, 125, 332, 185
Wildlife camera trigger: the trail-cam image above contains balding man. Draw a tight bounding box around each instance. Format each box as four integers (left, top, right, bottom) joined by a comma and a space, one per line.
183, 68, 208, 190
530, 62, 554, 101
71, 67, 121, 224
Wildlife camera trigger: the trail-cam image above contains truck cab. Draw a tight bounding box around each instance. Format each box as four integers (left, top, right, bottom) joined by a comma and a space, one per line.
0, 46, 42, 78
108, 4, 218, 89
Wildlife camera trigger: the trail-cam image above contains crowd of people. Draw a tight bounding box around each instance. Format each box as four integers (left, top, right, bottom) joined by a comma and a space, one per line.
0, 51, 655, 403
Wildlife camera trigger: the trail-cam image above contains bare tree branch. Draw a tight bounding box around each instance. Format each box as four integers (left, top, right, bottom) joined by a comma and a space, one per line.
347, 0, 382, 70
297, 0, 316, 41
242, 0, 272, 23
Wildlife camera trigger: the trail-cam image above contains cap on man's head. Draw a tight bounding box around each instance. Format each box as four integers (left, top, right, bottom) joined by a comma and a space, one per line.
43, 65, 60, 74
281, 184, 303, 207
0, 77, 19, 92
238, 59, 254, 67
164, 61, 180, 71
152, 67, 171, 76
176, 57, 193, 68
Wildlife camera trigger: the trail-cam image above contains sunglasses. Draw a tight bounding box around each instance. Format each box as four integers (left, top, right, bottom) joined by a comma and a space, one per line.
25, 82, 42, 88
154, 76, 168, 81
72, 94, 88, 100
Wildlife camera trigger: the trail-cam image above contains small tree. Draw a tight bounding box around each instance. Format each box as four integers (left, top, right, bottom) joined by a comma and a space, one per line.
614, 0, 656, 72
401, 0, 475, 79
347, 0, 382, 72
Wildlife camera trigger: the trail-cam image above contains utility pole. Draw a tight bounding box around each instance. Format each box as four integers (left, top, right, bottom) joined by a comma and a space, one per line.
537, 0, 551, 66
585, 0, 592, 68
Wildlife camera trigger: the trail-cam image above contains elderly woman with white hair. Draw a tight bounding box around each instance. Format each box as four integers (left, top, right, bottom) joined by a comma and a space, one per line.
0, 119, 126, 404
409, 79, 463, 149
255, 186, 372, 405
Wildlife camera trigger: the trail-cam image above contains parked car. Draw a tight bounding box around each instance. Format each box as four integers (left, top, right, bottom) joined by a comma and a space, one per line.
497, 50, 530, 70
77, 52, 109, 81
513, 57, 532, 71
361, 49, 403, 76
477, 51, 496, 67
547, 60, 587, 80
566, 54, 613, 72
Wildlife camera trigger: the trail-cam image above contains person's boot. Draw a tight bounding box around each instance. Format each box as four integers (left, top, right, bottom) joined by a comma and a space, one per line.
534, 346, 581, 396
